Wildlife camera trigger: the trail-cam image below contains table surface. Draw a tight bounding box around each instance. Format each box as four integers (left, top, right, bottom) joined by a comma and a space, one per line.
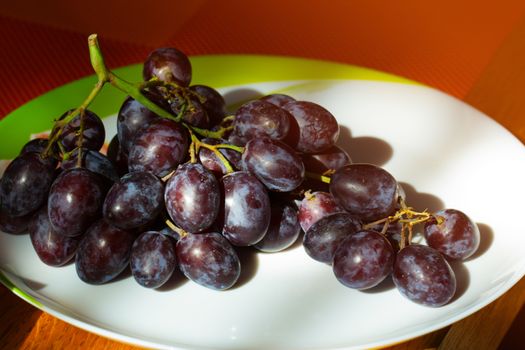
1, 1, 525, 349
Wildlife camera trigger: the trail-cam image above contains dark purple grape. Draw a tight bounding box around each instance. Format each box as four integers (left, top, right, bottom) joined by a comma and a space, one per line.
0, 208, 33, 234
75, 219, 135, 284
20, 138, 58, 169
59, 109, 105, 152
106, 135, 128, 176
143, 47, 192, 86
298, 191, 343, 232
20, 138, 49, 154
176, 232, 240, 290
48, 168, 105, 237
128, 118, 189, 177
130, 231, 177, 288
29, 206, 80, 266
282, 101, 339, 154
0, 152, 55, 217
242, 137, 305, 192
117, 92, 167, 154
260, 93, 296, 108
165, 163, 220, 233
254, 199, 301, 253
103, 171, 164, 230
221, 171, 271, 246
303, 212, 361, 264
333, 230, 394, 290
393, 244, 456, 307
198, 138, 242, 176
424, 209, 480, 260
168, 93, 209, 128
61, 149, 119, 183
233, 100, 291, 144
190, 85, 226, 126
330, 163, 398, 222
302, 146, 352, 174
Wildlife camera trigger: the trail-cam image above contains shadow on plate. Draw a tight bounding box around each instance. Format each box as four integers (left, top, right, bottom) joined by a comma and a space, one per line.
230, 246, 260, 289
466, 223, 494, 261
449, 260, 470, 302
398, 181, 445, 213
337, 125, 393, 167
156, 268, 188, 292
361, 275, 396, 294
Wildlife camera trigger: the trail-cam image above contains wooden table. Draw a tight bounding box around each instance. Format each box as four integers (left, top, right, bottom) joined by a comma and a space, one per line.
1, 1, 525, 349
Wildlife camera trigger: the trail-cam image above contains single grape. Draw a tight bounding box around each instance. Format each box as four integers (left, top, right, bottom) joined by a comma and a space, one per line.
168, 92, 209, 128
298, 191, 343, 232
58, 109, 105, 152
282, 101, 339, 154
103, 171, 164, 230
242, 137, 305, 192
259, 93, 296, 108
221, 171, 271, 246
61, 148, 119, 183
233, 100, 291, 144
0, 208, 33, 234
143, 47, 192, 86
76, 219, 136, 284
176, 232, 240, 290
130, 231, 177, 288
20, 138, 58, 169
330, 163, 398, 222
392, 244, 456, 307
333, 230, 395, 290
303, 212, 361, 264
128, 118, 189, 177
424, 209, 480, 260
48, 168, 105, 237
117, 91, 167, 153
198, 138, 242, 176
106, 135, 129, 176
189, 85, 226, 126
0, 152, 55, 217
254, 198, 301, 253
165, 163, 220, 233
29, 206, 80, 266
302, 146, 352, 174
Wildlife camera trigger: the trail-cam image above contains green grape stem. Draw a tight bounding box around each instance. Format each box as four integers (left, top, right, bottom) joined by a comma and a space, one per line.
305, 171, 332, 184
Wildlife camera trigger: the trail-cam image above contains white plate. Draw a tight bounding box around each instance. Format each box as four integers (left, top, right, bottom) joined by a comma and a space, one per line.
1, 78, 525, 350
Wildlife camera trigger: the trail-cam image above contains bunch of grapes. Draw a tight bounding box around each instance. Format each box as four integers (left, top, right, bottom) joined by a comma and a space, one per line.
0, 35, 481, 307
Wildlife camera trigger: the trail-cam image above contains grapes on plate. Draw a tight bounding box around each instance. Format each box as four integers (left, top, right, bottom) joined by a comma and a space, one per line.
242, 137, 305, 192
221, 171, 271, 246
392, 244, 456, 307
0, 36, 483, 307
303, 212, 361, 264
103, 171, 164, 230
130, 231, 177, 289
333, 230, 394, 290
164, 163, 220, 233
176, 232, 240, 290
48, 168, 105, 237
424, 209, 480, 260
1, 152, 56, 217
329, 163, 399, 222
75, 219, 136, 285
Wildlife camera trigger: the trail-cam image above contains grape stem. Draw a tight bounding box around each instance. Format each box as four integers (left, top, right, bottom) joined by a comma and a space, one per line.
362, 206, 432, 249
305, 171, 332, 184
165, 219, 189, 238
188, 129, 240, 173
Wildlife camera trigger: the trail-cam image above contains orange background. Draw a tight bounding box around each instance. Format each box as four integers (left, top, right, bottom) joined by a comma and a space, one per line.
1, 0, 525, 136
